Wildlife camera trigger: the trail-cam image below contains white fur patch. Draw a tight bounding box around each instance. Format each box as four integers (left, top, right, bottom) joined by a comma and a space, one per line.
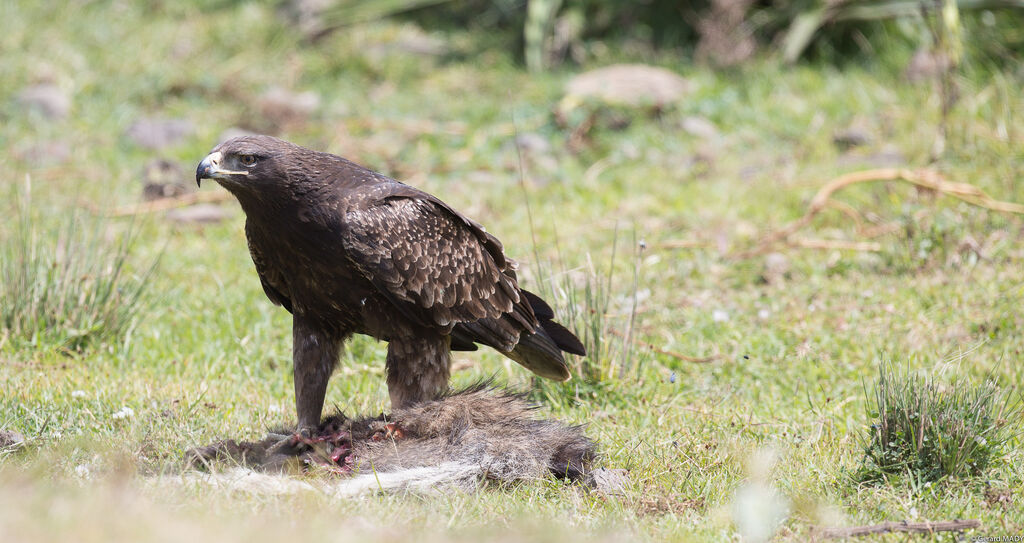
176, 462, 482, 497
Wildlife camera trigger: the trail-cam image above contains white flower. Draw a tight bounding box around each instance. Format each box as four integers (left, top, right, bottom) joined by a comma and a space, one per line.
71, 390, 86, 399
75, 464, 92, 479
112, 407, 134, 420
712, 309, 730, 323
732, 449, 790, 543
268, 404, 282, 414
733, 482, 789, 543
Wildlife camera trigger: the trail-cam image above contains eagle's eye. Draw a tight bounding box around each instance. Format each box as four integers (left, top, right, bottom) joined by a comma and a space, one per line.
239, 154, 257, 167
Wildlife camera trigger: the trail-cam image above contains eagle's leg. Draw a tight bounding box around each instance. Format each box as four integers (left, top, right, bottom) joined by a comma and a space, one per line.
385, 333, 451, 408
292, 315, 343, 431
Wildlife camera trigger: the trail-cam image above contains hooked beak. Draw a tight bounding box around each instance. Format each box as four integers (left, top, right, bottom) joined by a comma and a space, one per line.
195, 151, 249, 187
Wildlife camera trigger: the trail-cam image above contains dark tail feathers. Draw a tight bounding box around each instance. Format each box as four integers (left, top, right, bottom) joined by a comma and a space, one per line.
450, 289, 586, 381
522, 290, 586, 356
504, 290, 585, 382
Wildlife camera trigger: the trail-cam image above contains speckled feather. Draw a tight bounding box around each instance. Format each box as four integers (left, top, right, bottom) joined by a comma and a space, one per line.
343, 190, 535, 349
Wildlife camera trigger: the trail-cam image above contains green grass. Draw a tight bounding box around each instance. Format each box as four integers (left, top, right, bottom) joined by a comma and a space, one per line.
861, 362, 1021, 482
2, 1, 1023, 541
0, 188, 153, 354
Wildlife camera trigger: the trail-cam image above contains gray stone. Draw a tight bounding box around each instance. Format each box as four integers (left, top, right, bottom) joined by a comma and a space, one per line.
564, 64, 691, 108
681, 116, 719, 140
17, 83, 71, 119
833, 127, 872, 149
590, 467, 630, 496
513, 132, 551, 154
14, 140, 72, 166
278, 0, 332, 39
259, 87, 320, 126
141, 159, 193, 201
762, 252, 790, 285
905, 48, 951, 84
218, 127, 259, 145
125, 117, 195, 150
365, 28, 449, 59
837, 145, 907, 169
166, 204, 233, 224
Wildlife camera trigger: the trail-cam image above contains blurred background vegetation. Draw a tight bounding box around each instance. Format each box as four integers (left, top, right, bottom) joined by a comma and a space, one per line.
309, 0, 1024, 69
2, 0, 1024, 540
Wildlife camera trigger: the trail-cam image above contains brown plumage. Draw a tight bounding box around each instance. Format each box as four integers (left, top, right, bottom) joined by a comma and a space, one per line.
195, 135, 585, 429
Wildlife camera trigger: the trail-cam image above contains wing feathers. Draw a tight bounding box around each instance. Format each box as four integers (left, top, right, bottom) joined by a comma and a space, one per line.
341, 184, 582, 380
343, 194, 537, 335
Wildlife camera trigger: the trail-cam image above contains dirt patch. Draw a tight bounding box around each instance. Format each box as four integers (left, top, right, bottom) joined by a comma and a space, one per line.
635, 494, 704, 517
984, 486, 1014, 509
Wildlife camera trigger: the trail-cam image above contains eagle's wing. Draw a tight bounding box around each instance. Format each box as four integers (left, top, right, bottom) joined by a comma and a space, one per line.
342, 186, 537, 351
245, 223, 293, 313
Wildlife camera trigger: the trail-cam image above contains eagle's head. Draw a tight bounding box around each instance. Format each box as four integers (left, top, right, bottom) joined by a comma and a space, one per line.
195, 135, 297, 191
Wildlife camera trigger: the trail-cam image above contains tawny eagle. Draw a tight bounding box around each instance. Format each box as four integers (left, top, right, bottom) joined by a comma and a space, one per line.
196, 136, 584, 429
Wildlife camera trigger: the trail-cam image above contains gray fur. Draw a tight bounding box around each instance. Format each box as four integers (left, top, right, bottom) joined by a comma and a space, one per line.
185, 385, 596, 491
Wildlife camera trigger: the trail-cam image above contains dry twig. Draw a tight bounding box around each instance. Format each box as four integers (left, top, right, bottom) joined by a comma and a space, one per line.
734, 168, 1024, 259
815, 519, 980, 539
106, 191, 234, 217
788, 238, 882, 252
656, 239, 715, 250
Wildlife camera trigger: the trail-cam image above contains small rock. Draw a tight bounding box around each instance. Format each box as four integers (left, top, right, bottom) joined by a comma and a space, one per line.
218, 127, 259, 145
390, 32, 448, 57
762, 252, 790, 285
513, 132, 551, 154
590, 467, 630, 496
0, 430, 25, 451
905, 48, 951, 84
836, 145, 906, 169
681, 116, 719, 140
695, 0, 757, 67
166, 204, 233, 224
125, 117, 195, 150
871, 146, 907, 166
142, 159, 193, 201
17, 83, 71, 119
833, 127, 872, 150
564, 64, 692, 109
13, 140, 72, 167
259, 87, 320, 127
278, 0, 332, 39
365, 27, 450, 60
